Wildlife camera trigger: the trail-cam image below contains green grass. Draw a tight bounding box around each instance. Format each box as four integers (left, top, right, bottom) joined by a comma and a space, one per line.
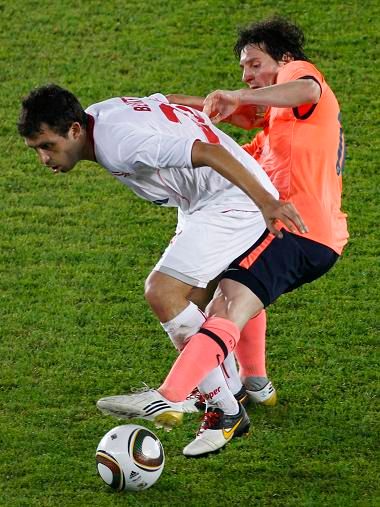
1, 1, 379, 505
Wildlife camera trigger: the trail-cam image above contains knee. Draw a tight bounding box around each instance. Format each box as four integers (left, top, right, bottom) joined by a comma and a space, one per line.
205, 293, 262, 331
205, 294, 229, 320
144, 272, 165, 310
144, 271, 191, 322
205, 297, 244, 330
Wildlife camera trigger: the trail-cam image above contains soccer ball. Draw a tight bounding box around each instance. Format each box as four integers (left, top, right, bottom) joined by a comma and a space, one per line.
96, 424, 165, 492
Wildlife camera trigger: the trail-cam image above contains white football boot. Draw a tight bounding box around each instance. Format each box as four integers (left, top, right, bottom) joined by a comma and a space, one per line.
183, 404, 250, 457
97, 388, 198, 431
244, 379, 277, 406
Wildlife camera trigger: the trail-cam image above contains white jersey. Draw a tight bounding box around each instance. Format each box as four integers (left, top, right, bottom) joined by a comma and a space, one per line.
86, 94, 278, 214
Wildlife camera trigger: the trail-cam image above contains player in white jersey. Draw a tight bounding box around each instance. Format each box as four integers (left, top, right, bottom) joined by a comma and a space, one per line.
85, 92, 279, 293
18, 84, 307, 454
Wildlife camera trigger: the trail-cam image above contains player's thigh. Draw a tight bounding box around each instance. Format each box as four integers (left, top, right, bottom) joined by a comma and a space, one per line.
206, 278, 263, 330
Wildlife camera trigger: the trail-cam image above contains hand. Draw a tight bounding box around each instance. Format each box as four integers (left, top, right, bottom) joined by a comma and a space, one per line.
203, 90, 241, 123
260, 198, 308, 238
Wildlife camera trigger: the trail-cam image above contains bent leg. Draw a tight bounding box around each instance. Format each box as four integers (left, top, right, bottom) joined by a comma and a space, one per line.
145, 270, 207, 351
159, 317, 240, 402
159, 279, 264, 402
206, 278, 264, 330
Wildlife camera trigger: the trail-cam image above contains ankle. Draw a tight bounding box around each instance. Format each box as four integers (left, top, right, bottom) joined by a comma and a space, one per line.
242, 376, 269, 391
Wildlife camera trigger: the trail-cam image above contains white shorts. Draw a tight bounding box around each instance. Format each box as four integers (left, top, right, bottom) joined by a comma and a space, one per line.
154, 208, 266, 288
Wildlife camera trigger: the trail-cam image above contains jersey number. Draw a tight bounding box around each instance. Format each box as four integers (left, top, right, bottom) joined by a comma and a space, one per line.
336, 112, 346, 176
159, 103, 220, 144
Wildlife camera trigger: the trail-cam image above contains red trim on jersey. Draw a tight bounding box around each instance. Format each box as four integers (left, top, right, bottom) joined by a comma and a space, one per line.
86, 114, 97, 162
239, 232, 276, 269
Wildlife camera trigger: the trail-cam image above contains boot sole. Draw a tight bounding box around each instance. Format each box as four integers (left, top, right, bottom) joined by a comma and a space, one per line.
154, 411, 184, 431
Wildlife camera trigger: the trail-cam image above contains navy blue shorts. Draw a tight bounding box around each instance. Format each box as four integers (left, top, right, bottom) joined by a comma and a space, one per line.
222, 229, 339, 307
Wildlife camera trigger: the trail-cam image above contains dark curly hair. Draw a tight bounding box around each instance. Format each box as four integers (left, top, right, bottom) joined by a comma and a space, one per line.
18, 84, 88, 138
234, 17, 309, 62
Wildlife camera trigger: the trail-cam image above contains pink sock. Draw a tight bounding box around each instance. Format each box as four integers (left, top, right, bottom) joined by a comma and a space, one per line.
159, 317, 239, 402
235, 309, 267, 378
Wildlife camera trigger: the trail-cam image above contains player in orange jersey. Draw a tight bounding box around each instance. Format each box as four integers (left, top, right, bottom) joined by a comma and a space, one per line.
198, 16, 348, 418
97, 18, 348, 458
163, 17, 348, 420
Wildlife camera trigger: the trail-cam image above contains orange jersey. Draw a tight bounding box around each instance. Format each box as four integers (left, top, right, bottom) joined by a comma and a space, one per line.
243, 61, 348, 254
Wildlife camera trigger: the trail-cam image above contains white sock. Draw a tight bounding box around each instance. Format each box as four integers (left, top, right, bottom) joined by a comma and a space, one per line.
221, 353, 244, 395
243, 376, 269, 391
161, 301, 206, 351
198, 367, 239, 415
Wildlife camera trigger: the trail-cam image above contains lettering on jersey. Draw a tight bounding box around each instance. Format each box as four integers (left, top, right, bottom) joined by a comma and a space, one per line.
159, 103, 220, 144
111, 170, 132, 177
336, 112, 346, 176
121, 97, 152, 112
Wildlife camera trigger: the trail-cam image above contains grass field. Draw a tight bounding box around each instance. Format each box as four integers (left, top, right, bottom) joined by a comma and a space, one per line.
1, 1, 379, 506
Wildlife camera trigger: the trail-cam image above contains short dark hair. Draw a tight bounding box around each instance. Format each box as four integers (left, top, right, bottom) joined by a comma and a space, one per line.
18, 84, 88, 138
234, 17, 309, 62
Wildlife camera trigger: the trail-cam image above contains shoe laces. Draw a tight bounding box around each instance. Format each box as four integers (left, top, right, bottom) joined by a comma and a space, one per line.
130, 382, 152, 394
199, 408, 222, 433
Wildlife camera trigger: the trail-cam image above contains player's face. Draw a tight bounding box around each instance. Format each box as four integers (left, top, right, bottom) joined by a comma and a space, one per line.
240, 44, 285, 89
25, 123, 83, 173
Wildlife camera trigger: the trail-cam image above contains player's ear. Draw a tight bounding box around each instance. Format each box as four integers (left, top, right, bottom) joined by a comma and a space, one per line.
70, 122, 82, 139
280, 52, 294, 65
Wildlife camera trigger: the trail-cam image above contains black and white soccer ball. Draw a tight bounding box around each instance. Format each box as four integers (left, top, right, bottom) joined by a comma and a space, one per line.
96, 424, 165, 492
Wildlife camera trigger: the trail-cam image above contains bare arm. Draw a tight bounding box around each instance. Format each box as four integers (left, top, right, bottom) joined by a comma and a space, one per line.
166, 94, 204, 111
191, 141, 308, 237
203, 79, 321, 123
166, 94, 266, 129
239, 79, 321, 107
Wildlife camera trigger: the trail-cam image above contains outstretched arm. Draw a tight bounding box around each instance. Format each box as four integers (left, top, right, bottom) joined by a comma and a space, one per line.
191, 141, 308, 237
203, 79, 321, 123
166, 94, 204, 111
166, 94, 265, 129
